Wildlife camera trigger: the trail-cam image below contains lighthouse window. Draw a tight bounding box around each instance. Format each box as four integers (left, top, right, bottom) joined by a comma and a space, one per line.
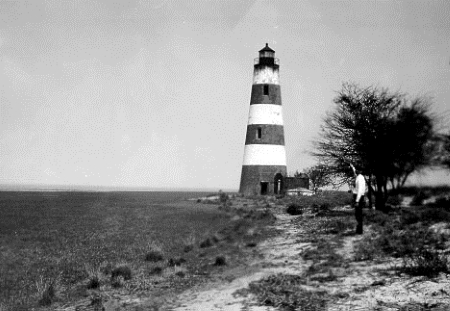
264, 84, 269, 95
257, 127, 262, 139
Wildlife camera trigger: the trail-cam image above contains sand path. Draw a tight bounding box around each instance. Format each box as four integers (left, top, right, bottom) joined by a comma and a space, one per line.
167, 213, 309, 311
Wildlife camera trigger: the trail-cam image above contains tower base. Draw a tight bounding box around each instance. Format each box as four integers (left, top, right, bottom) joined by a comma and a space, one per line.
239, 165, 287, 196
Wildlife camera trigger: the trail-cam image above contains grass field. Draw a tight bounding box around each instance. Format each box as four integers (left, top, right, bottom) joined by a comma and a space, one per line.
0, 191, 245, 310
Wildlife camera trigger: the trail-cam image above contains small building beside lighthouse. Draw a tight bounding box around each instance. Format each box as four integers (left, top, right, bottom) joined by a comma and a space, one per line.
239, 44, 288, 196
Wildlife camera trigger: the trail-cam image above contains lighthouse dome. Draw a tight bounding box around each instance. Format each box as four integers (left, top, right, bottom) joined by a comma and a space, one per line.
259, 43, 275, 58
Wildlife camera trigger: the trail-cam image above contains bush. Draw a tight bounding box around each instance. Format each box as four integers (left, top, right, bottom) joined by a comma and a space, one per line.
182, 234, 196, 253
410, 192, 430, 206
86, 276, 100, 289
199, 237, 213, 248
401, 249, 449, 277
400, 210, 421, 225
386, 194, 402, 206
36, 276, 57, 306
286, 203, 303, 215
432, 197, 450, 209
401, 208, 450, 225
149, 266, 163, 275
246, 242, 257, 247
214, 256, 227, 266
85, 263, 101, 289
145, 250, 164, 262
111, 276, 125, 288
364, 209, 391, 227
218, 190, 229, 204
419, 208, 450, 223
168, 257, 186, 267
317, 218, 354, 234
111, 265, 132, 281
245, 274, 329, 310
353, 236, 378, 261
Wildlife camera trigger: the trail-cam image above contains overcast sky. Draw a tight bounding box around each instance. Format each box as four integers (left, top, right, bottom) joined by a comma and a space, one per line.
1, 0, 449, 190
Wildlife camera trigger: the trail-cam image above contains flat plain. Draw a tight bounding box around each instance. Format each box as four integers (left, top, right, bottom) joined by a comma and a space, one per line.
0, 191, 244, 310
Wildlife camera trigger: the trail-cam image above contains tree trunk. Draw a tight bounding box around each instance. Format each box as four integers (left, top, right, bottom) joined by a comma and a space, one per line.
367, 174, 373, 209
375, 177, 386, 212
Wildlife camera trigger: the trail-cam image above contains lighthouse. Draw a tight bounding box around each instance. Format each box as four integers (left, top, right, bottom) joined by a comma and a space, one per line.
239, 44, 287, 196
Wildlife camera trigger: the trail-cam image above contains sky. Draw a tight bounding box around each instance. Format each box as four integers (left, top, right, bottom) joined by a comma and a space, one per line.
1, 0, 449, 191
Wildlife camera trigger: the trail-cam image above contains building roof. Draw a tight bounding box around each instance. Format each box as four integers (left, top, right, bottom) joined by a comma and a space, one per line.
259, 43, 275, 53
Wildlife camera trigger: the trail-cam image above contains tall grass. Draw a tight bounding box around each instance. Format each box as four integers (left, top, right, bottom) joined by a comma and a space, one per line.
0, 191, 231, 309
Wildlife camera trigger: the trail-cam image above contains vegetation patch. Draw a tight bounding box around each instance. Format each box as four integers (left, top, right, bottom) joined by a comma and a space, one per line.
213, 256, 227, 266
145, 250, 164, 262
355, 207, 450, 277
36, 275, 58, 306
111, 265, 132, 281
243, 274, 330, 310
0, 191, 241, 309
85, 263, 101, 289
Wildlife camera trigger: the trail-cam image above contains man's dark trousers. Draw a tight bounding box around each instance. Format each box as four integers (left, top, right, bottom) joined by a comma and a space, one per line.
354, 195, 365, 234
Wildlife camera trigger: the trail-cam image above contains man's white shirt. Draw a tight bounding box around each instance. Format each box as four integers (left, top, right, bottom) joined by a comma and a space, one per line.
355, 174, 366, 203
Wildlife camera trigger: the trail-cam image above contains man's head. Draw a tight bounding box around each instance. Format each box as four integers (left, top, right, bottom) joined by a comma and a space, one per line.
354, 166, 364, 175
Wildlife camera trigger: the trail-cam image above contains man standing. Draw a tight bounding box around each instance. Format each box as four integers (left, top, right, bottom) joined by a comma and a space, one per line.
350, 164, 366, 234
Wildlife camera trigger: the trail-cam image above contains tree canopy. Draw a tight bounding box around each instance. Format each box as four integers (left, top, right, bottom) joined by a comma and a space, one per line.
301, 164, 333, 193
312, 82, 438, 211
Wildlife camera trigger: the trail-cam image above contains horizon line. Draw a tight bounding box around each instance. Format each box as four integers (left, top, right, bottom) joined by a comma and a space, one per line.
0, 183, 238, 193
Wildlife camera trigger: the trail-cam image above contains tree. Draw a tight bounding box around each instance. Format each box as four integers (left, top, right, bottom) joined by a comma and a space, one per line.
302, 164, 333, 193
312, 82, 438, 211
441, 133, 450, 169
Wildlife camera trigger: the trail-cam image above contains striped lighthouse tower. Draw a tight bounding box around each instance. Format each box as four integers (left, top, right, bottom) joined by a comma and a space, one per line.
239, 44, 287, 196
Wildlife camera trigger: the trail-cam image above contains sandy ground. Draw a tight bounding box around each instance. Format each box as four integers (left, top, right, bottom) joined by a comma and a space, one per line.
58, 200, 450, 311
167, 213, 306, 311
165, 206, 450, 311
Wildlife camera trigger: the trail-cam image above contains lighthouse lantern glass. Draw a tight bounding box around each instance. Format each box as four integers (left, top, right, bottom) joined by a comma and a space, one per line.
260, 51, 274, 58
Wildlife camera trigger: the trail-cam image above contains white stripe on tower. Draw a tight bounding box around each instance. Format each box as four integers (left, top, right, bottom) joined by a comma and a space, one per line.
242, 145, 287, 166
253, 68, 280, 84
247, 104, 284, 125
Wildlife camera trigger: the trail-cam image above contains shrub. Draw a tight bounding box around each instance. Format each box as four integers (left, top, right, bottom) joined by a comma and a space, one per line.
214, 256, 227, 266
86, 276, 100, 289
286, 203, 303, 215
364, 209, 391, 227
353, 236, 378, 261
401, 249, 449, 277
111, 276, 125, 288
149, 266, 163, 275
199, 237, 213, 248
168, 257, 186, 267
111, 265, 132, 281
432, 196, 450, 209
419, 208, 450, 223
245, 274, 329, 310
400, 210, 421, 225
85, 263, 101, 289
175, 271, 186, 278
317, 218, 354, 234
386, 194, 402, 206
410, 192, 430, 206
182, 234, 196, 253
36, 275, 57, 306
218, 190, 229, 204
145, 250, 164, 262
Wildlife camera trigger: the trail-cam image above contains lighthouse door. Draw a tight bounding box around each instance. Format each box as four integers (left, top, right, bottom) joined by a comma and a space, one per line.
274, 173, 283, 194
260, 182, 269, 195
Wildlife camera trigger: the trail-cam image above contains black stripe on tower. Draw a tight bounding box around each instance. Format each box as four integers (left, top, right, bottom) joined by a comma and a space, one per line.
245, 124, 285, 145
250, 84, 281, 105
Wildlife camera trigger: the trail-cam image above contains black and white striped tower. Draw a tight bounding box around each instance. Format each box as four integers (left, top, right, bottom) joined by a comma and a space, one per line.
239, 44, 287, 196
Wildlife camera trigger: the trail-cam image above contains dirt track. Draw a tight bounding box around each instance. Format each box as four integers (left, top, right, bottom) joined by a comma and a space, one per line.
166, 204, 450, 311
169, 213, 306, 311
